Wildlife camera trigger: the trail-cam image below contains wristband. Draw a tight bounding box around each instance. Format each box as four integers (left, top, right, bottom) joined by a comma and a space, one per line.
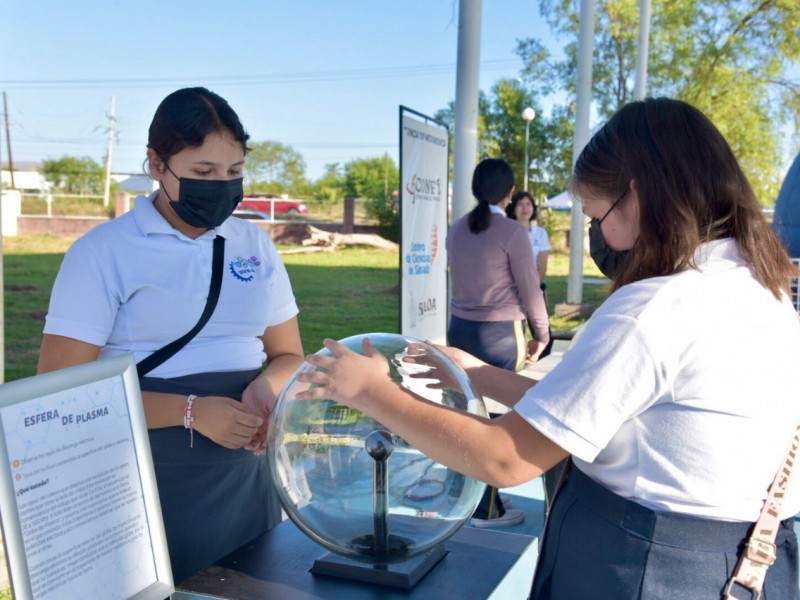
184, 394, 197, 448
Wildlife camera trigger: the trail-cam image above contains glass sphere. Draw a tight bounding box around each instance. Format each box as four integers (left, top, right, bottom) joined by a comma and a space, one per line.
268, 333, 487, 565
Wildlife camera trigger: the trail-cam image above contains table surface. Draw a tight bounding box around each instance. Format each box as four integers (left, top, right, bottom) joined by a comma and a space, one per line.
177, 519, 538, 600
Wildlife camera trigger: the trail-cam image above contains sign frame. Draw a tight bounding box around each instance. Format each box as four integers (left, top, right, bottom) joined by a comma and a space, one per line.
399, 106, 450, 343
0, 354, 173, 600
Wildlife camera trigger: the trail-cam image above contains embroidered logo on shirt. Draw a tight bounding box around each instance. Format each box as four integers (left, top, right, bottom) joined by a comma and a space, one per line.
229, 256, 261, 282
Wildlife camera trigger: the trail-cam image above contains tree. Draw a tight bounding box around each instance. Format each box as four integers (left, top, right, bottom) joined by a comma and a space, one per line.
435, 84, 572, 199
40, 156, 105, 195
343, 155, 400, 241
342, 155, 399, 200
244, 140, 308, 196
483, 78, 572, 199
311, 162, 345, 201
516, 0, 800, 204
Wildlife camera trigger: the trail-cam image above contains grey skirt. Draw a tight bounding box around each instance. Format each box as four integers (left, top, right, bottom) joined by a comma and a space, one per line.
532, 466, 799, 599
140, 369, 282, 583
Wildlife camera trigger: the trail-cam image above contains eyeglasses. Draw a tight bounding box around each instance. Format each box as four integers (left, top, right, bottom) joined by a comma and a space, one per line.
598, 189, 628, 225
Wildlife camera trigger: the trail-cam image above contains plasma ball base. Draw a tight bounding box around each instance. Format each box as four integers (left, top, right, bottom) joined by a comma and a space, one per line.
311, 543, 448, 589
349, 533, 413, 559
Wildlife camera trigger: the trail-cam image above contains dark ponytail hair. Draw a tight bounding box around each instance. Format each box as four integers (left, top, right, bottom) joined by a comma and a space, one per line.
147, 87, 250, 166
468, 158, 515, 234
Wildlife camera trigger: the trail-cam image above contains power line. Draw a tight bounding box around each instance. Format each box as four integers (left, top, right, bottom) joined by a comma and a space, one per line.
0, 60, 520, 90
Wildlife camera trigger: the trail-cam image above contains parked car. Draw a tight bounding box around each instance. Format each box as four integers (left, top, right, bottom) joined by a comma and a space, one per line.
233, 208, 272, 221
239, 193, 308, 215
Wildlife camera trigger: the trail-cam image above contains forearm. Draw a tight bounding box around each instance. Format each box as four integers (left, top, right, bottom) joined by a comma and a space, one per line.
464, 363, 538, 408
261, 353, 305, 399
298, 338, 568, 487
255, 317, 305, 412
537, 252, 549, 280
141, 391, 189, 429
360, 379, 556, 488
142, 390, 263, 449
240, 351, 306, 450
524, 288, 550, 344
511, 260, 550, 344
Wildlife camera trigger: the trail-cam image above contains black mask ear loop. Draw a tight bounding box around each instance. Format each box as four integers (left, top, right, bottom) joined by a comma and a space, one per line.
158, 161, 180, 203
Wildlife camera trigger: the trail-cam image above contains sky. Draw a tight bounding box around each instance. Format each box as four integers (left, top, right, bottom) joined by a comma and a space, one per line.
0, 1, 564, 182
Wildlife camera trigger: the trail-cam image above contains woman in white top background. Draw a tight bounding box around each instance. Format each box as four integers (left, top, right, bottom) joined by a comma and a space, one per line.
507, 190, 554, 360
506, 191, 551, 284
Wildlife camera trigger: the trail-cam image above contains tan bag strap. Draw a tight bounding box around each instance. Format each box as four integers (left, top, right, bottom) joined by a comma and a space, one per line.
724, 425, 800, 599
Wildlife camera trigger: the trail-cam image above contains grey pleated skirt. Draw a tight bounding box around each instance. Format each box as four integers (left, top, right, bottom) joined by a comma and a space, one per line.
140, 369, 283, 583
532, 466, 799, 599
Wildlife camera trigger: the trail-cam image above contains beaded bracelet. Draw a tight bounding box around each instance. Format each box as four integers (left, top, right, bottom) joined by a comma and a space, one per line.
184, 394, 197, 448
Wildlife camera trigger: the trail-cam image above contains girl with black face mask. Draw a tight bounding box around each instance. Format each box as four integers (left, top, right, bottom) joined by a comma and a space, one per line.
39, 87, 305, 583
296, 98, 800, 599
587, 189, 630, 279
160, 162, 243, 229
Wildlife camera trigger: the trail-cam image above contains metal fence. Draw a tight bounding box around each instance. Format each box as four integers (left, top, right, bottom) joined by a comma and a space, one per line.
19, 192, 108, 217
17, 193, 378, 224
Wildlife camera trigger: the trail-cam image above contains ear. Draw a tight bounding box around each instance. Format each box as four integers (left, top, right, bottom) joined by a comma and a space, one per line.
147, 149, 166, 182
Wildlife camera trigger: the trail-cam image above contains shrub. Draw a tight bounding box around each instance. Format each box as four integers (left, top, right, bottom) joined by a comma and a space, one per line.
365, 195, 400, 242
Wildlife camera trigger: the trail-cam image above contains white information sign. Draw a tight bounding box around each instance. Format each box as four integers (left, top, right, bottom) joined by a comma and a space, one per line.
0, 355, 173, 600
400, 111, 449, 344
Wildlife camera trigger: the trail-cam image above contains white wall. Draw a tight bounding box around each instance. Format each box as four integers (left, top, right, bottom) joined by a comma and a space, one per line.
0, 190, 21, 236
1, 170, 49, 192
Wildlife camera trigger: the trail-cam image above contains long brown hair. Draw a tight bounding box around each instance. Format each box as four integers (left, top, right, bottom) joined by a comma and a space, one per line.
571, 97, 796, 300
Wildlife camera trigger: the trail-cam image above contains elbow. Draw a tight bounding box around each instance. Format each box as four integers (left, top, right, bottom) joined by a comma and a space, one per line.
476, 418, 549, 487
480, 456, 542, 489
480, 450, 542, 488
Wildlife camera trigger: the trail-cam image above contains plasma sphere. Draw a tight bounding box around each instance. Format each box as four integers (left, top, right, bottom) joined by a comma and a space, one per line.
267, 333, 488, 564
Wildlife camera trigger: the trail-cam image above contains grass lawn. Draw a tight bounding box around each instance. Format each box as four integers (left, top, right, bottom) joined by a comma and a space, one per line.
1, 234, 609, 382
0, 232, 608, 596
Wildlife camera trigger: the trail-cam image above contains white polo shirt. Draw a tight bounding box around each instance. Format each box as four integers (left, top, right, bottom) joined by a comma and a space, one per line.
44, 192, 299, 378
515, 239, 800, 521
528, 223, 551, 265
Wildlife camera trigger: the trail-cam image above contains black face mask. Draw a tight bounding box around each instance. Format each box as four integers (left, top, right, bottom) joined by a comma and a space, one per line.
589, 218, 629, 279
163, 165, 243, 229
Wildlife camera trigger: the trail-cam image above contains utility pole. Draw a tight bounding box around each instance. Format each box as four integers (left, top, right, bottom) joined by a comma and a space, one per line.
634, 0, 652, 100
566, 0, 596, 306
3, 92, 14, 189
452, 0, 482, 222
103, 96, 116, 208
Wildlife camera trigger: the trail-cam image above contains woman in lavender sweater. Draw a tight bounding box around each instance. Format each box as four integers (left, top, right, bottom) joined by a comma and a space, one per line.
445, 157, 551, 527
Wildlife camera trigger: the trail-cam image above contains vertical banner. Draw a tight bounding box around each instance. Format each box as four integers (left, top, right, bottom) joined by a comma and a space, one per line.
400, 108, 449, 344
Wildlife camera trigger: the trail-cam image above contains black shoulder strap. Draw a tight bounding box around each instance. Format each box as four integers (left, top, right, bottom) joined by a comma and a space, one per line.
136, 235, 226, 377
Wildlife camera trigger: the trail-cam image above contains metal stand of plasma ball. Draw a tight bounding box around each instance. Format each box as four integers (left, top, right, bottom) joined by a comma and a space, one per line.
310, 428, 447, 589
365, 429, 394, 558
